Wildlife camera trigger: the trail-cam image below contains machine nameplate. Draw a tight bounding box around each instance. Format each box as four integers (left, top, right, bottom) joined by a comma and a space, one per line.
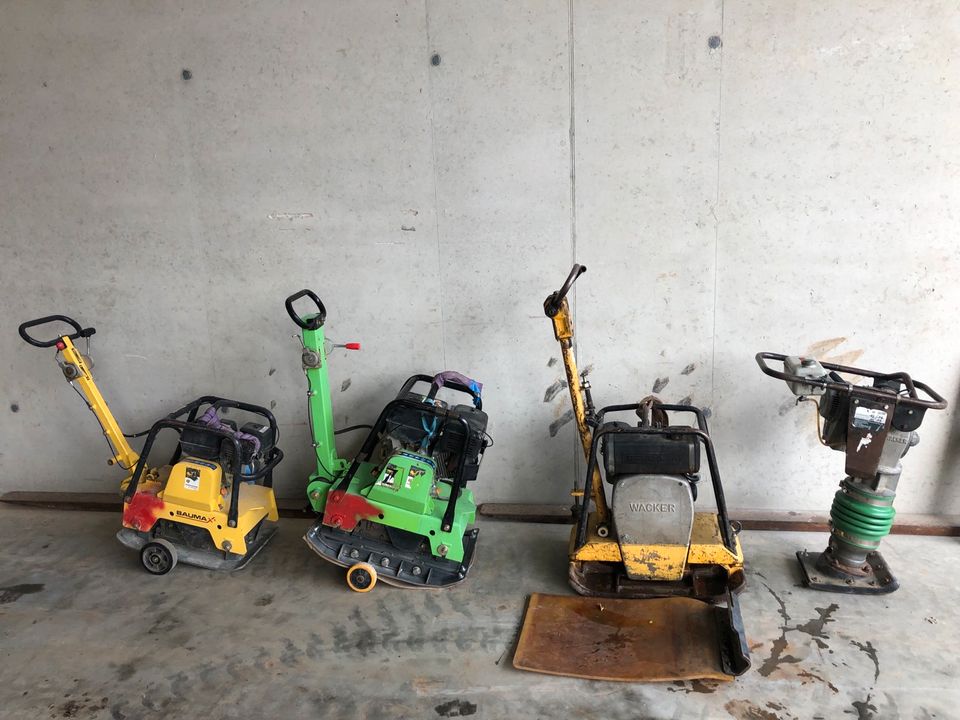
174, 509, 214, 523
629, 502, 677, 512
852, 406, 887, 432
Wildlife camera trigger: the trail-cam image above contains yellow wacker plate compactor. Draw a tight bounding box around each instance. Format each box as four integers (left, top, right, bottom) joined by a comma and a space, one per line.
513, 264, 750, 683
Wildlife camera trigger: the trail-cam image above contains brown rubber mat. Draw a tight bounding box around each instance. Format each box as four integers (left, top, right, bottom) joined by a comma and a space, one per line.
513, 593, 735, 682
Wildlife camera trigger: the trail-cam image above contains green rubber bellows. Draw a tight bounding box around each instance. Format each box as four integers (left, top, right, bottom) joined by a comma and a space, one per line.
829, 481, 896, 549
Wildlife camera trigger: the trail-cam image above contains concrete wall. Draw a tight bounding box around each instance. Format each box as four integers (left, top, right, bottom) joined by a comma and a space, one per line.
2, 0, 958, 514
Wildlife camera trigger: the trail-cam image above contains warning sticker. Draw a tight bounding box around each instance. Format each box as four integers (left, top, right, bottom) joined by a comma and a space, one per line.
852, 406, 887, 432
184, 467, 201, 491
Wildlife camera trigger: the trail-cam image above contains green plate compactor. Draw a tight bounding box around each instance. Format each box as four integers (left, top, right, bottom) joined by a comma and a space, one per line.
285, 290, 491, 592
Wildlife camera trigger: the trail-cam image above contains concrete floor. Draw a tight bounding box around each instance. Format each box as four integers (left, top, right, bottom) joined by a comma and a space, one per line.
0, 507, 957, 720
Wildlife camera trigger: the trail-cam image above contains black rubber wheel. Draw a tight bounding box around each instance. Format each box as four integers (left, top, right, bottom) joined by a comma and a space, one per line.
140, 539, 178, 575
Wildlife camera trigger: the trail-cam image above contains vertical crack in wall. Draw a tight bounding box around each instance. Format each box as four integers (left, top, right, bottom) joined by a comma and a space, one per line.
709, 0, 726, 408
424, 0, 448, 368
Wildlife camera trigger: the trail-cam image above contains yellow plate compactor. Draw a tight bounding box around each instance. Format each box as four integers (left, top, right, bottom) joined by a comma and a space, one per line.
513, 265, 751, 682
18, 314, 283, 575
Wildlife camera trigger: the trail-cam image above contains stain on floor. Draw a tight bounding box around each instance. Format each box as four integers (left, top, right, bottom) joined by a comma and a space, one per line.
0, 582, 44, 603
725, 698, 794, 720
435, 699, 478, 717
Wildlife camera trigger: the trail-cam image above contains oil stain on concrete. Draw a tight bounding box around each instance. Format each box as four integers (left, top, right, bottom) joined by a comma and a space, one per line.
434, 699, 478, 717
0, 583, 44, 603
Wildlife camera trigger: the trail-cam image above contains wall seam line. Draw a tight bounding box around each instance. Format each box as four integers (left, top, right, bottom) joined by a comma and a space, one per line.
424, 0, 447, 369
710, 0, 725, 409
568, 0, 582, 491
568, 0, 578, 271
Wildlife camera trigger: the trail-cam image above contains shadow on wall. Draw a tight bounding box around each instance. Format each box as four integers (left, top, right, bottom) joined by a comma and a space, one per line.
932, 378, 960, 515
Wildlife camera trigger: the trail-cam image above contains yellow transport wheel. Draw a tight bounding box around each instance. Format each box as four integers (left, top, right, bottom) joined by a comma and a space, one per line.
346, 562, 378, 592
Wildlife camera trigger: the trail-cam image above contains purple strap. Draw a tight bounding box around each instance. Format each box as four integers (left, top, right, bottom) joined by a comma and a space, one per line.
430, 371, 483, 407
198, 406, 261, 455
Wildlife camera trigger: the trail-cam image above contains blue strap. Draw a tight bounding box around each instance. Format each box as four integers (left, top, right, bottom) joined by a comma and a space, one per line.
420, 415, 439, 450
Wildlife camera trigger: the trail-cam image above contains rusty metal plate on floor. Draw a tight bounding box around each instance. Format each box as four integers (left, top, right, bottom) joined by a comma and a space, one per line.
513, 593, 741, 682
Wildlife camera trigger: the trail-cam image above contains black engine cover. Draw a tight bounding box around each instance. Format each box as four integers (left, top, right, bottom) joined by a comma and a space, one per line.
383, 399, 488, 482
602, 425, 700, 481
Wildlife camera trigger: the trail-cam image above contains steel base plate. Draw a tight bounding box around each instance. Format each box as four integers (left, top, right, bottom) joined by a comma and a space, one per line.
513, 590, 750, 681
305, 522, 479, 589
117, 523, 278, 572
796, 549, 898, 594
569, 560, 745, 602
